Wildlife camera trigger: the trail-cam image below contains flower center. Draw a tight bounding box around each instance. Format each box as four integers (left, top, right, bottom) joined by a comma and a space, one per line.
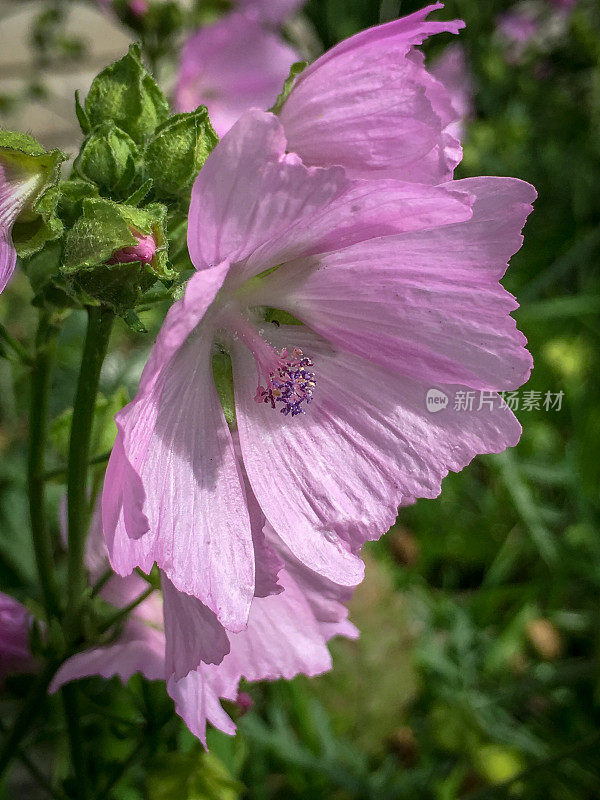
218, 307, 315, 417
254, 347, 315, 417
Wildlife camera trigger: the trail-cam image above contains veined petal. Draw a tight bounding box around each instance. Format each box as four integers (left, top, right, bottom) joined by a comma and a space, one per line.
103, 263, 255, 633
168, 566, 336, 745
0, 159, 40, 293
255, 177, 535, 391
168, 668, 237, 747
279, 4, 464, 181
189, 111, 472, 283
162, 573, 230, 680
233, 327, 522, 570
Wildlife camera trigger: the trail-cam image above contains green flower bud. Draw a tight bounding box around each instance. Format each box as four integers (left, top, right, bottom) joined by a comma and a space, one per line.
74, 122, 140, 196
143, 107, 218, 198
62, 197, 172, 313
83, 44, 169, 145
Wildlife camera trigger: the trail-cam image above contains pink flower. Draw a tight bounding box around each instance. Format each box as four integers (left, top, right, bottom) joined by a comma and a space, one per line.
277, 3, 465, 183
234, 0, 305, 25
52, 489, 357, 745
102, 110, 535, 640
0, 592, 37, 679
175, 11, 300, 138
430, 44, 473, 142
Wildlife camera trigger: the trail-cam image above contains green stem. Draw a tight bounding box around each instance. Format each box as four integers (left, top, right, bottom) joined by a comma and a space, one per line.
65, 306, 114, 638
0, 320, 34, 365
99, 586, 155, 634
28, 311, 61, 620
0, 659, 60, 781
61, 684, 89, 800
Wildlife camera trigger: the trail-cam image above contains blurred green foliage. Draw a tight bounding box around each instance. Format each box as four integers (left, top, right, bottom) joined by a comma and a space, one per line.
1, 0, 600, 798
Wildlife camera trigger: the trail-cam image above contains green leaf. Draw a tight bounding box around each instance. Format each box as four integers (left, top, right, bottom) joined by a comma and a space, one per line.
269, 61, 308, 115
83, 43, 169, 145
74, 121, 140, 196
148, 750, 243, 800
143, 107, 219, 197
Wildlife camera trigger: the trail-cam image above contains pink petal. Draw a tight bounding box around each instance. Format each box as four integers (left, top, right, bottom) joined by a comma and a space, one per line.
176, 12, 299, 137
188, 111, 472, 283
254, 177, 535, 391
232, 326, 522, 568
168, 562, 349, 746
103, 265, 256, 633
50, 626, 166, 692
0, 229, 17, 294
168, 668, 237, 747
279, 4, 464, 181
162, 573, 230, 680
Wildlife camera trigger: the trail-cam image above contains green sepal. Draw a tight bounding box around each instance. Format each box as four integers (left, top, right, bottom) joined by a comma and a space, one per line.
83, 43, 169, 145
62, 198, 138, 273
74, 90, 91, 134
56, 179, 99, 228
12, 185, 64, 258
143, 107, 218, 197
74, 122, 140, 196
125, 177, 153, 206
20, 240, 77, 310
212, 351, 236, 429
269, 61, 307, 115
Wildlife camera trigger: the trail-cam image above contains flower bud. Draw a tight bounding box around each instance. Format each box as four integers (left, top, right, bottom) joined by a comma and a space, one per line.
74, 122, 140, 196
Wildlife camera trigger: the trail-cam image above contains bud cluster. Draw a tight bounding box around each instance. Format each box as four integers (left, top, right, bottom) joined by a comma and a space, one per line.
1, 44, 218, 320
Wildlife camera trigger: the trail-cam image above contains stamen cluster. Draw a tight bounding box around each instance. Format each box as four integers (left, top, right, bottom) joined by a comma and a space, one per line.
255, 347, 315, 416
